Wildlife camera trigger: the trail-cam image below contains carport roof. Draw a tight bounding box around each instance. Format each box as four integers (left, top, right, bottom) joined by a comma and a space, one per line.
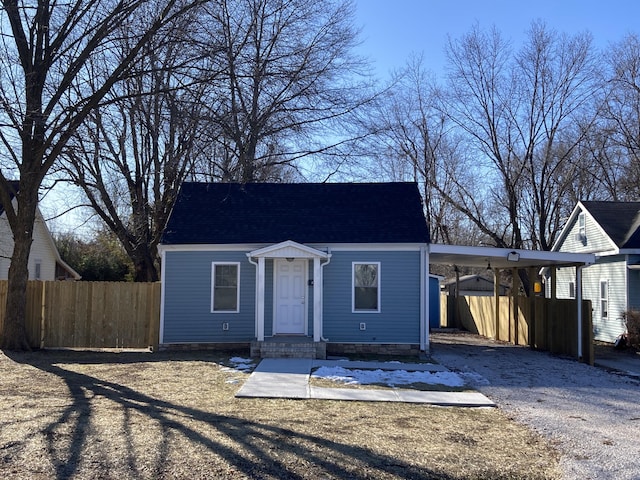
429, 244, 595, 269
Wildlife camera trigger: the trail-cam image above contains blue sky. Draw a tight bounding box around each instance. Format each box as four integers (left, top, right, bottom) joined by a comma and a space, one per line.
354, 0, 640, 80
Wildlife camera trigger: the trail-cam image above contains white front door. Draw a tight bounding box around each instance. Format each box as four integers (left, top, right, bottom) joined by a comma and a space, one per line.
274, 259, 306, 335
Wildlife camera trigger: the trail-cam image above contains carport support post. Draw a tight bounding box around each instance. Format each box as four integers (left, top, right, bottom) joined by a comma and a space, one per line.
549, 266, 557, 353
512, 268, 519, 345
576, 265, 583, 362
528, 267, 537, 349
494, 268, 500, 341
454, 266, 460, 328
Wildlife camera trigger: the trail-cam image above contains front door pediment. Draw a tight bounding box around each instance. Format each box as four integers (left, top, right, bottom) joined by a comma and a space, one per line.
248, 240, 329, 259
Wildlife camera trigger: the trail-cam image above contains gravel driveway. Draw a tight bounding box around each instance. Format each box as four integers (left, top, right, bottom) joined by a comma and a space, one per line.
430, 332, 640, 480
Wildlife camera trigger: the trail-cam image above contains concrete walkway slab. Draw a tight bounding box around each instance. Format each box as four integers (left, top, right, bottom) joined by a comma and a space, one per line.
236, 358, 312, 399
235, 358, 495, 407
309, 386, 494, 406
312, 359, 449, 372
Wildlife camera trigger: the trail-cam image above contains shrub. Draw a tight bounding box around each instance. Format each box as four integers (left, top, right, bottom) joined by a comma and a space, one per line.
623, 310, 640, 348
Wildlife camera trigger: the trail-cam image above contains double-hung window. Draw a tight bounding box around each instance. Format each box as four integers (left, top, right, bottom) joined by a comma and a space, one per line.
211, 263, 240, 313
353, 262, 380, 312
578, 213, 586, 244
600, 280, 608, 319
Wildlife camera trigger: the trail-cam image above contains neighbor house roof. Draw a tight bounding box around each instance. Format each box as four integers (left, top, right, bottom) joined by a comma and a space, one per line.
1, 180, 81, 280
581, 201, 640, 249
161, 182, 430, 245
0, 180, 19, 217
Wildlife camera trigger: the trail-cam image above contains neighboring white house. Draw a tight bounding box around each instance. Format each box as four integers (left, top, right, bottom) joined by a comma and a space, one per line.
550, 201, 640, 343
0, 183, 80, 281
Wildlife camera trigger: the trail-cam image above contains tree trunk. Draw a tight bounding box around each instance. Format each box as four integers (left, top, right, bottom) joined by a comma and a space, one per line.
133, 250, 159, 282
1, 223, 34, 351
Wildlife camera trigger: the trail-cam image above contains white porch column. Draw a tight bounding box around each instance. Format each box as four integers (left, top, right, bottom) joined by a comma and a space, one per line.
313, 257, 322, 342
256, 257, 265, 341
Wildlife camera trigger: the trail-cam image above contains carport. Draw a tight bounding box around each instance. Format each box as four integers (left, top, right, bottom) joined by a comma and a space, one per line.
429, 244, 596, 361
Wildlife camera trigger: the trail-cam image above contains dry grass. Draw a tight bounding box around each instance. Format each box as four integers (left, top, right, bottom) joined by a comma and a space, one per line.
0, 350, 561, 480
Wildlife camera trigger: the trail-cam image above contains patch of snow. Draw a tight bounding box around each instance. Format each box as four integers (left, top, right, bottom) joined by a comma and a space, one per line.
229, 357, 253, 364
311, 366, 466, 387
224, 357, 255, 372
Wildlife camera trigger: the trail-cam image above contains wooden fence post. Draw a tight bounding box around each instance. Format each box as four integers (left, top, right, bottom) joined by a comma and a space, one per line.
39, 281, 46, 349
511, 268, 519, 344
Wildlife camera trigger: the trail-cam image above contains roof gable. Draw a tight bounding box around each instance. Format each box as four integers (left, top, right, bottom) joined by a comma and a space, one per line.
161, 182, 430, 245
580, 201, 640, 249
0, 180, 19, 217
1, 181, 81, 280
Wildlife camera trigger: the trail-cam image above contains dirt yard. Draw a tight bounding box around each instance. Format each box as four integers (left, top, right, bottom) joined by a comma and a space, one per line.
0, 349, 560, 480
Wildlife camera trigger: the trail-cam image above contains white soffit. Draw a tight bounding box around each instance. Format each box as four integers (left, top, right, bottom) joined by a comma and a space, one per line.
429, 244, 595, 269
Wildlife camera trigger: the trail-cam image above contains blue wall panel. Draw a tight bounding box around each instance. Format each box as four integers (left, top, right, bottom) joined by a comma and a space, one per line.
163, 248, 423, 344
322, 250, 421, 344
163, 251, 256, 343
429, 276, 440, 328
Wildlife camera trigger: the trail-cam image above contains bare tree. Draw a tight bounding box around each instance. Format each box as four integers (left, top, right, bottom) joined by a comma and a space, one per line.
195, 0, 371, 182
0, 0, 201, 350
515, 22, 601, 250
442, 22, 601, 250
363, 55, 474, 245
603, 33, 640, 199
62, 10, 207, 282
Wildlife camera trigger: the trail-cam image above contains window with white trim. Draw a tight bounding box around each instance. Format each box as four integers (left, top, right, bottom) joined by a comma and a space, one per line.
568, 281, 575, 299
211, 263, 240, 313
353, 262, 380, 312
600, 280, 608, 319
578, 213, 586, 244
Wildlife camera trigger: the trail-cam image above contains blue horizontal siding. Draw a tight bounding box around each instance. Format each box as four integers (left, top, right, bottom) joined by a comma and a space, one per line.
163, 248, 423, 344
162, 251, 256, 343
323, 250, 421, 343
429, 276, 440, 328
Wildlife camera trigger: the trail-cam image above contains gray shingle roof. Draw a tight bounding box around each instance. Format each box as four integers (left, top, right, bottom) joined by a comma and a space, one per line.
161, 182, 430, 245
581, 201, 640, 248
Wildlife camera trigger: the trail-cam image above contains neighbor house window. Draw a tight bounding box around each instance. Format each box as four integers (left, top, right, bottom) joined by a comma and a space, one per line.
211, 263, 239, 312
35, 260, 42, 280
578, 213, 586, 243
568, 281, 575, 299
600, 280, 608, 319
353, 262, 380, 312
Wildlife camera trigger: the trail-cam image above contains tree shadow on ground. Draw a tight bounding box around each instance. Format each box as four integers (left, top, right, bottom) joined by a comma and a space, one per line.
5, 352, 459, 480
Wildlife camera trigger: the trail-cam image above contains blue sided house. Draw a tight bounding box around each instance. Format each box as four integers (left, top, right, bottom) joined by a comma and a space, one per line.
159, 182, 432, 357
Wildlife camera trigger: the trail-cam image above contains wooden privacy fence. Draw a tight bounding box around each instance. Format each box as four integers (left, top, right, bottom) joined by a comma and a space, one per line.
0, 281, 160, 350
441, 294, 593, 364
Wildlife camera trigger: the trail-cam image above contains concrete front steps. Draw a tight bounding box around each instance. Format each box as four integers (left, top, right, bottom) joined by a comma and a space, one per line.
251, 337, 326, 359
